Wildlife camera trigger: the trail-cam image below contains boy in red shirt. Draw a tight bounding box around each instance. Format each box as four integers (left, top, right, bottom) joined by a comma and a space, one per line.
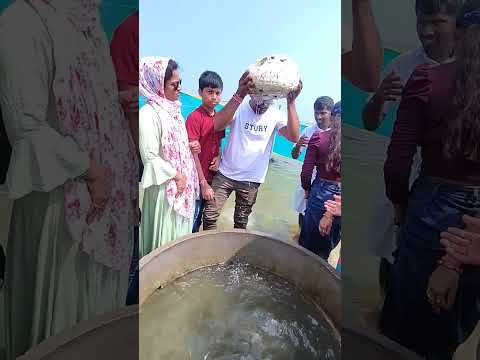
186, 71, 225, 232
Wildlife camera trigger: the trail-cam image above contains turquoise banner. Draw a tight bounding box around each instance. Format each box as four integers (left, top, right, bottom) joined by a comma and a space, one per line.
140, 94, 309, 162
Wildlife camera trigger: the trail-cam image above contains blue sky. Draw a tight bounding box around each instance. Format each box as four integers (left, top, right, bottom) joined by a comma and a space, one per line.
140, 0, 341, 125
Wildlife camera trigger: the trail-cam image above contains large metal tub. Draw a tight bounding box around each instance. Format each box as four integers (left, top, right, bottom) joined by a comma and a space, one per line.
140, 230, 341, 336
343, 326, 422, 360
140, 230, 421, 359
17, 306, 138, 360
18, 230, 422, 359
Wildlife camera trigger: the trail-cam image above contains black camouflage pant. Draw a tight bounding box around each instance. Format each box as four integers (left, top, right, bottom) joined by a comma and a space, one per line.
203, 172, 260, 230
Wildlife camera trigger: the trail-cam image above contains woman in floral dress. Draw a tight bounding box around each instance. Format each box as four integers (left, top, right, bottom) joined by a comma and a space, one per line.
139, 57, 198, 257
0, 1, 138, 358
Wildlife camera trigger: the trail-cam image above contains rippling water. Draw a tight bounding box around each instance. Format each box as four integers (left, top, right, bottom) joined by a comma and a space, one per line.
140, 263, 339, 360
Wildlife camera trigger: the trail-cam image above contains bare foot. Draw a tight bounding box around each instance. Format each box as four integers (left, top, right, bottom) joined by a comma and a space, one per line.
292, 233, 300, 243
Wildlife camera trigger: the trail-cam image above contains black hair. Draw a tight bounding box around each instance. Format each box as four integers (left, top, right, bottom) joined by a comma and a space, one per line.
415, 0, 463, 16
444, 0, 480, 162
164, 59, 179, 83
457, 0, 480, 27
314, 96, 334, 111
199, 71, 223, 91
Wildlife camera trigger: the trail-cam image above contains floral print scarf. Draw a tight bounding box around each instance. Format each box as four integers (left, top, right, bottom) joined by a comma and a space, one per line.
139, 57, 198, 219
29, 0, 139, 270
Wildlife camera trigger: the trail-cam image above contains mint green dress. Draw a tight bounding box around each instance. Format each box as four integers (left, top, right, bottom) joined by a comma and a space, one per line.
0, 3, 131, 359
139, 104, 193, 258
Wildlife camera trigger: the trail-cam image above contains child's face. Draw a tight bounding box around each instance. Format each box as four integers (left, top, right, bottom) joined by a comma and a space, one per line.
199, 87, 222, 109
314, 108, 332, 129
416, 12, 457, 56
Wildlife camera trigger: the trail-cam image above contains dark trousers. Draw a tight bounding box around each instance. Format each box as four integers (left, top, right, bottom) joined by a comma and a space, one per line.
126, 225, 139, 305
299, 178, 341, 261
126, 163, 141, 306
192, 199, 205, 233
379, 176, 480, 359
298, 213, 304, 229
379, 257, 394, 298
203, 172, 260, 230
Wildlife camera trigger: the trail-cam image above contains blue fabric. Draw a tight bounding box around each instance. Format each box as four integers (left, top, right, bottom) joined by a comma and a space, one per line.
192, 199, 205, 233
140, 93, 311, 162
332, 101, 341, 116
380, 176, 480, 359
126, 225, 139, 305
299, 178, 341, 260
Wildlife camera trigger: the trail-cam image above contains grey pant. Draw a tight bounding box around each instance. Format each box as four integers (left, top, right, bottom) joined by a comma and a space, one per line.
203, 172, 260, 230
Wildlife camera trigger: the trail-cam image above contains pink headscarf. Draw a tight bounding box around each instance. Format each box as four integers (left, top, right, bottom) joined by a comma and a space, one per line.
29, 0, 139, 270
139, 57, 198, 218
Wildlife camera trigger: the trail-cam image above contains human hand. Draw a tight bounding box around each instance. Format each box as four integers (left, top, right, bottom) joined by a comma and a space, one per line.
201, 181, 215, 201
174, 172, 187, 195
325, 195, 341, 217
287, 80, 303, 103
84, 159, 111, 224
236, 71, 255, 99
427, 265, 459, 314
441, 215, 480, 265
375, 71, 403, 103
189, 140, 201, 154
319, 214, 333, 236
297, 135, 309, 148
209, 156, 220, 172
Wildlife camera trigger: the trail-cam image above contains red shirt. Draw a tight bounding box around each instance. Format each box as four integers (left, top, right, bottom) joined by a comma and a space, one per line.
385, 62, 480, 206
110, 11, 139, 86
301, 130, 341, 190
185, 106, 225, 182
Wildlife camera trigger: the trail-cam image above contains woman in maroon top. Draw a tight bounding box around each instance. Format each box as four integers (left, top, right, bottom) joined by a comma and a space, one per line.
380, 2, 480, 359
298, 102, 341, 261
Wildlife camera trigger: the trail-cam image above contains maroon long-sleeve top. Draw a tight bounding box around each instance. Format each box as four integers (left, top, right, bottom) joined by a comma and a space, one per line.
301, 130, 341, 191
384, 62, 480, 206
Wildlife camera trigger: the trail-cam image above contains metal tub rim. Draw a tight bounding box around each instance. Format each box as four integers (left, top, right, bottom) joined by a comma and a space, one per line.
139, 229, 342, 341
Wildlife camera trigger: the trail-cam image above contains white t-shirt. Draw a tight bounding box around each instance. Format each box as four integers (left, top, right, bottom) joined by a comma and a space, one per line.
219, 100, 287, 184
292, 124, 327, 215
365, 46, 455, 263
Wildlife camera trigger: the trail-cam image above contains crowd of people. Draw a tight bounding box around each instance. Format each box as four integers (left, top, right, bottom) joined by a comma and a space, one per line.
1, 0, 479, 359
0, 1, 342, 356
137, 56, 343, 266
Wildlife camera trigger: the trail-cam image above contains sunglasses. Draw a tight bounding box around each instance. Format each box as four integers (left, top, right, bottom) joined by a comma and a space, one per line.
168, 79, 182, 90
